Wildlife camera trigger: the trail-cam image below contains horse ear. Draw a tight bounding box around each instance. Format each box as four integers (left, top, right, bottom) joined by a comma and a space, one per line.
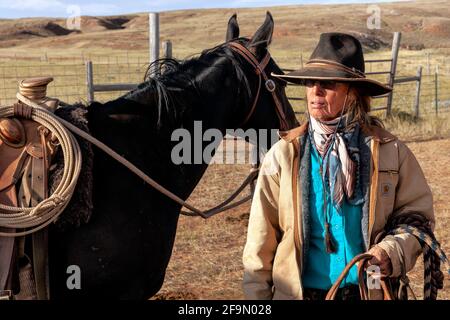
226, 13, 240, 41
248, 12, 274, 56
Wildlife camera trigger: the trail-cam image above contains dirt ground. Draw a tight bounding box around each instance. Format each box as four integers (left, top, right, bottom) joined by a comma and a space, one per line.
154, 138, 450, 300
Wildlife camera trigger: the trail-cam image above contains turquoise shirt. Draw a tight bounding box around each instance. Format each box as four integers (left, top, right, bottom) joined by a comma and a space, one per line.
302, 144, 365, 290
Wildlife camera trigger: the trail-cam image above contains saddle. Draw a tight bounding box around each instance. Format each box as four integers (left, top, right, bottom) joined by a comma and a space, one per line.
0, 77, 59, 300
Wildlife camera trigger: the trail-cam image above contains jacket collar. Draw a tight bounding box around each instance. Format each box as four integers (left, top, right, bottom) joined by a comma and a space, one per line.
278, 121, 396, 144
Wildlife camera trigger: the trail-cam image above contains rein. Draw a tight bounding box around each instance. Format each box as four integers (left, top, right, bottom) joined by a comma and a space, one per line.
325, 253, 394, 300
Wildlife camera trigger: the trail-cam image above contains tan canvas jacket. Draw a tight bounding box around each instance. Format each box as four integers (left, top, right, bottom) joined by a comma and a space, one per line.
242, 122, 434, 300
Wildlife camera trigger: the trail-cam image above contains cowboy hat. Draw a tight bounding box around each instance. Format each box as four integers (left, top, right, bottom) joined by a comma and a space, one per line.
272, 32, 392, 97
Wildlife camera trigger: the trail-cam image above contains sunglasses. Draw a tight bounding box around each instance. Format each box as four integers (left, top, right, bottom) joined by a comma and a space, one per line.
304, 80, 339, 90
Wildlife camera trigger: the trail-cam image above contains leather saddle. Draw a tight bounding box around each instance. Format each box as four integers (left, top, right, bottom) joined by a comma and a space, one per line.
0, 77, 59, 300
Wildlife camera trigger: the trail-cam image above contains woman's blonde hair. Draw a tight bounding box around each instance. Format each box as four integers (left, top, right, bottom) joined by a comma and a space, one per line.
345, 86, 384, 128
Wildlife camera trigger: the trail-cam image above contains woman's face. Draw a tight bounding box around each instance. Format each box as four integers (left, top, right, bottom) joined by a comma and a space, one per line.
306, 80, 350, 121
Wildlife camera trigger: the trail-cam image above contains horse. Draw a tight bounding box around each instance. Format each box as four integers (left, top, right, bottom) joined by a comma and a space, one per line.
48, 12, 298, 299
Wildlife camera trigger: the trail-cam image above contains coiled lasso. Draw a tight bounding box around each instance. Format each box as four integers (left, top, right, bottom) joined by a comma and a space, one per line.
0, 93, 82, 237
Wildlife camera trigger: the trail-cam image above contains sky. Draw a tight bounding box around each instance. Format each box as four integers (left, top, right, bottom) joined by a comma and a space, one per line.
0, 0, 409, 19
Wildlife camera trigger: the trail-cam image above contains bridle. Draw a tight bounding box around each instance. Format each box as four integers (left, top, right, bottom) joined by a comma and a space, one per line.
227, 42, 290, 131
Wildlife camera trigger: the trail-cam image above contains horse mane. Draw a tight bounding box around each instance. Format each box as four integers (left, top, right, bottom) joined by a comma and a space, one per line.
123, 39, 253, 129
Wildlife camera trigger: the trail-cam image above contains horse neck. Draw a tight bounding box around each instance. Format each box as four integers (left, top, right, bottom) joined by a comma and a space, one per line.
165, 71, 242, 199
87, 72, 240, 202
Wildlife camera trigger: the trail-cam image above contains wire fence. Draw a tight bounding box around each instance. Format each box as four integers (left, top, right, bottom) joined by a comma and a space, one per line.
0, 62, 86, 105
0, 56, 149, 106
394, 74, 450, 115
0, 50, 449, 117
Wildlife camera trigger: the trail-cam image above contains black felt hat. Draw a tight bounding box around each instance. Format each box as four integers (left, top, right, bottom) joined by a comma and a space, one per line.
272, 33, 392, 97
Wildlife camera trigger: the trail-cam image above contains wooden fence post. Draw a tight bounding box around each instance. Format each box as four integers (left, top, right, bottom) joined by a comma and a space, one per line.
149, 12, 160, 77
413, 66, 422, 118
435, 65, 439, 115
163, 40, 172, 59
86, 60, 94, 103
386, 32, 401, 117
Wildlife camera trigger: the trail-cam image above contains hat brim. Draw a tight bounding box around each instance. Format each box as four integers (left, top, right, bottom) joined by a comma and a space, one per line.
272, 67, 392, 97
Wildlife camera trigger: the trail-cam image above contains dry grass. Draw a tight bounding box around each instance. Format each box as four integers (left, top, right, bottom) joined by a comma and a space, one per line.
385, 112, 450, 141
152, 143, 258, 300
154, 164, 252, 300
404, 138, 450, 299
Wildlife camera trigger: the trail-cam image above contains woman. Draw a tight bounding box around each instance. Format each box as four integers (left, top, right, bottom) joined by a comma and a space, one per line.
242, 33, 434, 300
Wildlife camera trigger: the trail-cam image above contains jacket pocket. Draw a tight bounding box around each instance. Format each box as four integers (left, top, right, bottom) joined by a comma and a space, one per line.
377, 170, 399, 223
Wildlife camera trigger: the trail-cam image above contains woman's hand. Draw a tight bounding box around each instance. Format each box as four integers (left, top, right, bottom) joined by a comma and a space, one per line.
366, 245, 393, 277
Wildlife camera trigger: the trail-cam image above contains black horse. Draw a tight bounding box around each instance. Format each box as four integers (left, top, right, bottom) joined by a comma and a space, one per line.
48, 12, 298, 299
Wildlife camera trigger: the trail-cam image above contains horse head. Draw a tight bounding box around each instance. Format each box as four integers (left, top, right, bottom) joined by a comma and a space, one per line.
104, 12, 298, 145
224, 12, 298, 134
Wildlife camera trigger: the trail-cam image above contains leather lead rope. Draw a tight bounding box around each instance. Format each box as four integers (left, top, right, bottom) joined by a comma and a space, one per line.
325, 253, 394, 300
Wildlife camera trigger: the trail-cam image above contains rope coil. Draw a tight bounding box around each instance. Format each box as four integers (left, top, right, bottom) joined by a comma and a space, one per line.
386, 224, 449, 300
0, 93, 82, 237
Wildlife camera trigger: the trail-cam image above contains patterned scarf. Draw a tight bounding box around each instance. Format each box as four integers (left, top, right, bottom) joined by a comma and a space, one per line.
309, 116, 357, 208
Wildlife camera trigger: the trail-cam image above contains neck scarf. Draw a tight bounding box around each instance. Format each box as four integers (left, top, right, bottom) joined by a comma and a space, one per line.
309, 116, 356, 208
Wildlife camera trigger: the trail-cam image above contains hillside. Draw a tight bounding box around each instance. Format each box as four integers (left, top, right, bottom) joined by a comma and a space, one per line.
0, 0, 449, 55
